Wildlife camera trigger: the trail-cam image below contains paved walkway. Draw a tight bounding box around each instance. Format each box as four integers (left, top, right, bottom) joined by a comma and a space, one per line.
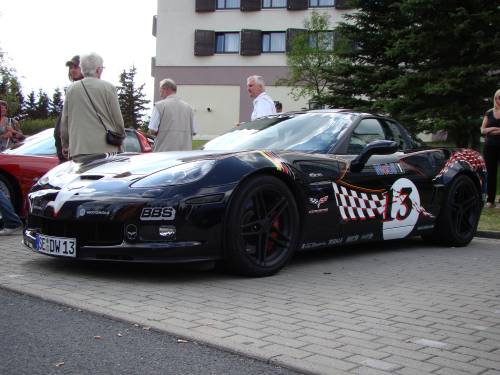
1, 236, 499, 375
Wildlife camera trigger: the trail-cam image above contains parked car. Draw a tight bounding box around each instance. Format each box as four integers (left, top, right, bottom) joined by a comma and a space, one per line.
23, 110, 486, 276
0, 127, 151, 217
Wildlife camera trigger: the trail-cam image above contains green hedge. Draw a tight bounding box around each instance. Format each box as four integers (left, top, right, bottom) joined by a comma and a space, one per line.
19, 118, 57, 136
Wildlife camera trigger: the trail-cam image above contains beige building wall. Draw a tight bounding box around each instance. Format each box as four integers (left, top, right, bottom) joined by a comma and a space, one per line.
153, 1, 350, 135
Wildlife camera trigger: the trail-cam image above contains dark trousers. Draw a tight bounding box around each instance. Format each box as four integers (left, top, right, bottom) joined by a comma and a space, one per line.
0, 190, 22, 229
484, 144, 500, 203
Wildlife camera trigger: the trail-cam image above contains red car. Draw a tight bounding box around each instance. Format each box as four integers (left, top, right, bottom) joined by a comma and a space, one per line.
0, 128, 152, 218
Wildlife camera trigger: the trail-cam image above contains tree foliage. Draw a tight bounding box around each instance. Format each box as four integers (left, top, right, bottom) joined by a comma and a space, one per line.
117, 66, 149, 129
35, 89, 50, 119
327, 0, 500, 147
0, 54, 23, 117
50, 88, 63, 117
277, 11, 338, 107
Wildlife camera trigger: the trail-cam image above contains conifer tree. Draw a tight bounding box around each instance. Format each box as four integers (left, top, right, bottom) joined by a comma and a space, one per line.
328, 0, 500, 147
117, 66, 149, 128
35, 89, 50, 119
25, 91, 37, 119
50, 88, 63, 117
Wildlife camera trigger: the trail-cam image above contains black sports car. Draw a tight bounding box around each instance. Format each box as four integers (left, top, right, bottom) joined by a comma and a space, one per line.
23, 110, 486, 276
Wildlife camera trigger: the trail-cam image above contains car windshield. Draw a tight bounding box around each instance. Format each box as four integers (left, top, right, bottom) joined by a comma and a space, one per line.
3, 129, 56, 156
203, 113, 355, 153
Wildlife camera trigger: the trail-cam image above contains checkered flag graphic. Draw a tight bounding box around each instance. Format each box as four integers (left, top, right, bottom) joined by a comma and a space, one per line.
435, 149, 486, 180
333, 182, 386, 221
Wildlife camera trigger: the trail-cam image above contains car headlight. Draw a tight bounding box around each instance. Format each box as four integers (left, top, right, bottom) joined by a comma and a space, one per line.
131, 160, 216, 187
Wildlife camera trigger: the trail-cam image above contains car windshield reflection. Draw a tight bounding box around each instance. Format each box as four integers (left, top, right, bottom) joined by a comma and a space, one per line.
204, 113, 355, 153
3, 129, 56, 156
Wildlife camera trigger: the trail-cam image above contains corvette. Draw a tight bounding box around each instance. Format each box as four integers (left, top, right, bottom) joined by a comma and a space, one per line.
23, 110, 486, 276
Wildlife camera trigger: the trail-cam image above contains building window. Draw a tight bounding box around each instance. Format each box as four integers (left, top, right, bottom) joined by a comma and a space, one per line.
309, 0, 334, 7
262, 32, 286, 52
262, 0, 286, 8
217, 0, 240, 8
309, 31, 334, 50
216, 32, 240, 53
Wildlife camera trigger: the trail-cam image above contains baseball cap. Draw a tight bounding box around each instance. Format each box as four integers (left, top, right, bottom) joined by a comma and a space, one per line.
65, 55, 80, 68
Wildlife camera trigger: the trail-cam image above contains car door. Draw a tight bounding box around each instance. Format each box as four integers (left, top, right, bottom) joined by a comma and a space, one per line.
336, 118, 433, 241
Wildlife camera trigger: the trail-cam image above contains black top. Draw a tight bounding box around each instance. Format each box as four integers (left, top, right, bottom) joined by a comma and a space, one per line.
485, 109, 500, 147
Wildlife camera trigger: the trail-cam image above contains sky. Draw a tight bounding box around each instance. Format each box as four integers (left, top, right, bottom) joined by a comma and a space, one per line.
0, 0, 157, 110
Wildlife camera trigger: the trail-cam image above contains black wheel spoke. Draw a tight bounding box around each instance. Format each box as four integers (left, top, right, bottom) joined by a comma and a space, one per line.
266, 197, 288, 222
256, 233, 268, 265
253, 191, 267, 220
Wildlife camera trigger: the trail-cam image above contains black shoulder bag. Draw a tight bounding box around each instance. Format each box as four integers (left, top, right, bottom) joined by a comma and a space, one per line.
80, 81, 125, 147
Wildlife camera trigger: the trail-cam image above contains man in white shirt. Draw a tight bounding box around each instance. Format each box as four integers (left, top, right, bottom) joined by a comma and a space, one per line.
247, 75, 276, 121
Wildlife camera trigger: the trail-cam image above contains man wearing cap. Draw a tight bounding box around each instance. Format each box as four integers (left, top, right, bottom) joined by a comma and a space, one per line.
54, 55, 84, 162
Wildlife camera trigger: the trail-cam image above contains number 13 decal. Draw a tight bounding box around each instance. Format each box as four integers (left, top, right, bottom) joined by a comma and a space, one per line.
383, 178, 420, 240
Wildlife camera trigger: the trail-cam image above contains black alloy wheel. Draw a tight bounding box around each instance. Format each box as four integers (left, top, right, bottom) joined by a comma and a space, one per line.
224, 175, 300, 277
429, 174, 481, 246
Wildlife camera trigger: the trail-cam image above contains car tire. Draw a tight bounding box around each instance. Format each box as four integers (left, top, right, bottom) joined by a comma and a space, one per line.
424, 174, 481, 247
224, 175, 300, 277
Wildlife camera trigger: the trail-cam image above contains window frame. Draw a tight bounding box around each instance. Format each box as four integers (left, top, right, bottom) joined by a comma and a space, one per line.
216, 0, 241, 9
262, 31, 286, 53
309, 0, 334, 8
262, 0, 287, 8
215, 32, 240, 54
308, 30, 334, 50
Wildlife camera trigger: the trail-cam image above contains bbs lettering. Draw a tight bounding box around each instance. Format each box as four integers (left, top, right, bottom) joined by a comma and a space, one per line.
141, 207, 176, 221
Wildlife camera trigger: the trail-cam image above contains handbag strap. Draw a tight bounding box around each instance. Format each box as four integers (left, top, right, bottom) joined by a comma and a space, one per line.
80, 80, 108, 132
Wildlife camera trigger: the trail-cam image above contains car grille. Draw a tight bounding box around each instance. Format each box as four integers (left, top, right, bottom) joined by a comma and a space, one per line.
28, 216, 123, 246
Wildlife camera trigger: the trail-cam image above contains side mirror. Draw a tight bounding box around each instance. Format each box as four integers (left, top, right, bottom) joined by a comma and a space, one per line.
350, 140, 398, 173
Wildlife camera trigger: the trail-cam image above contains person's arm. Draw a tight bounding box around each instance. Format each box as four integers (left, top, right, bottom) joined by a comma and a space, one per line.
148, 107, 160, 136
60, 100, 70, 158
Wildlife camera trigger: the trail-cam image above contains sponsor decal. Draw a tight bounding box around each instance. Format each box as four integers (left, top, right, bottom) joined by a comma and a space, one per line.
125, 224, 138, 240
46, 178, 96, 216
417, 224, 434, 230
374, 163, 404, 176
301, 242, 327, 249
308, 208, 329, 214
327, 238, 342, 246
78, 208, 110, 217
309, 172, 324, 178
140, 207, 176, 221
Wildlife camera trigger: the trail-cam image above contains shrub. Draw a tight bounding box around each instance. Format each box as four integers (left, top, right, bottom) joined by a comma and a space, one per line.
19, 117, 57, 136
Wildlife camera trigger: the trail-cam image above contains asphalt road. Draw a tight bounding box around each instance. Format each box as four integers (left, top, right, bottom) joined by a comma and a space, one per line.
0, 287, 301, 375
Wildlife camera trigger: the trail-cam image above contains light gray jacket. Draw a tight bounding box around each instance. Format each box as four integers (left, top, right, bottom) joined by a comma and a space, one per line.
60, 77, 125, 158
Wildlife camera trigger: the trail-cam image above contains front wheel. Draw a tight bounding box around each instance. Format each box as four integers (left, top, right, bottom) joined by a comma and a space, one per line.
425, 174, 481, 246
224, 175, 300, 277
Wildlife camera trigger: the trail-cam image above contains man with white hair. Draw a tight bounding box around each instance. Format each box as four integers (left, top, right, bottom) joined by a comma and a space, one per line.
60, 52, 125, 160
247, 75, 276, 121
148, 78, 195, 152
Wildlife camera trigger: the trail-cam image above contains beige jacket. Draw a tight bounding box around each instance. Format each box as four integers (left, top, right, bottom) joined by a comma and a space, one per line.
153, 95, 194, 152
60, 77, 125, 158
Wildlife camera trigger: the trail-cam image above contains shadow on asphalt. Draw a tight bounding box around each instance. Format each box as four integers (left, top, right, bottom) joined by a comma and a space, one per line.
24, 237, 437, 282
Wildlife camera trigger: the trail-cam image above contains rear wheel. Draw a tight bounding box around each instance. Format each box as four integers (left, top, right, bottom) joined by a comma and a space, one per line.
224, 175, 300, 277
425, 175, 481, 246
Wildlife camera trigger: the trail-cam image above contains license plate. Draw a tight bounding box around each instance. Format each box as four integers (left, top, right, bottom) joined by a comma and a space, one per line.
35, 234, 77, 258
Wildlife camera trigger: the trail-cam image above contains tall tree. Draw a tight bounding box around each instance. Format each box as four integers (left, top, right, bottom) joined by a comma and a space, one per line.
328, 0, 500, 147
25, 91, 37, 119
35, 89, 50, 119
49, 88, 63, 117
117, 66, 149, 129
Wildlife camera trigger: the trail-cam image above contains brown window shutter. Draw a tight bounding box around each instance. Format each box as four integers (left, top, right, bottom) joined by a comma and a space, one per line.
194, 30, 215, 56
286, 28, 307, 51
241, 0, 261, 11
240, 29, 262, 56
335, 0, 355, 9
196, 0, 216, 12
287, 0, 308, 10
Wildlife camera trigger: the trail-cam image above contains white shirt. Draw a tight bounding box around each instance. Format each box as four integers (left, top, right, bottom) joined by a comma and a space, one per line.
251, 92, 276, 121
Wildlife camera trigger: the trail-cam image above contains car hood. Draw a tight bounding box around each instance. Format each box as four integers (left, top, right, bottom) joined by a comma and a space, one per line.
37, 150, 237, 186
